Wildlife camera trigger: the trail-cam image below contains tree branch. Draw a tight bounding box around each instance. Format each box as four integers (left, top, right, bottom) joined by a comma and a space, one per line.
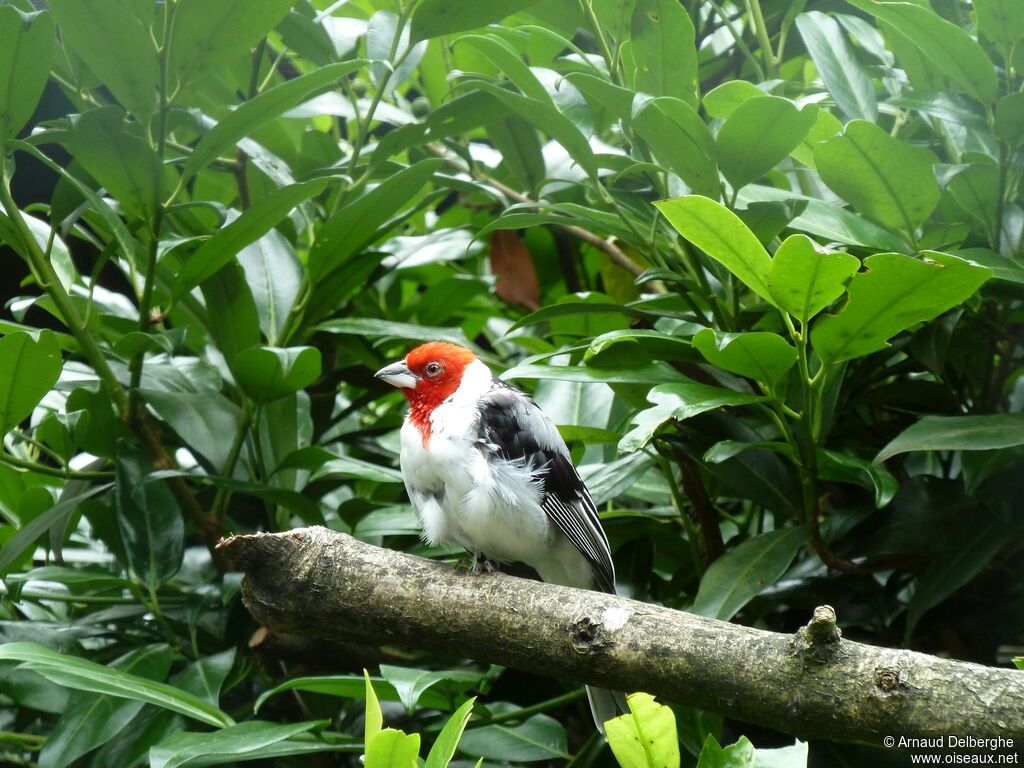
217, 527, 1024, 744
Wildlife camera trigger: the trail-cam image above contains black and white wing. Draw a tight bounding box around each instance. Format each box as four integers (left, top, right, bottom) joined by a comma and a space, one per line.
474, 380, 616, 593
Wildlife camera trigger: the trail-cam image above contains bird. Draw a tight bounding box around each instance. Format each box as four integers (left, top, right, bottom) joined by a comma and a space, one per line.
375, 341, 626, 731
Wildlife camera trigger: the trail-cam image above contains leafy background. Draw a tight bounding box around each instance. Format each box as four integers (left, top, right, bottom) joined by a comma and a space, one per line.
0, 0, 1022, 766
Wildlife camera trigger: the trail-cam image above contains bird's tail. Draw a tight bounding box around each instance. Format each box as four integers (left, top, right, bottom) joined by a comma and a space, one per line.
586, 685, 629, 734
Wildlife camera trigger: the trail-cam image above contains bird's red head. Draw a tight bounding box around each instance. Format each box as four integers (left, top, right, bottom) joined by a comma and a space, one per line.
375, 343, 479, 437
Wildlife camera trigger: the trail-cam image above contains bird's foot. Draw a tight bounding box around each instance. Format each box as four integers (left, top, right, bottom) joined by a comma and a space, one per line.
456, 555, 498, 575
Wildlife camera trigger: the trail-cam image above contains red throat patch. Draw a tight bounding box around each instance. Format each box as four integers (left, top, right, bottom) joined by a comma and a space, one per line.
400, 342, 478, 446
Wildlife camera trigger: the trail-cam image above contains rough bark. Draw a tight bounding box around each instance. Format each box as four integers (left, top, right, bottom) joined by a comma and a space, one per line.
217, 526, 1024, 745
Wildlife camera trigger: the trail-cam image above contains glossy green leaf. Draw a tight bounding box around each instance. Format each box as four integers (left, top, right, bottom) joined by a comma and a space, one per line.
815, 120, 939, 236
0, 483, 111, 576
701, 80, 764, 120
795, 11, 877, 121
811, 252, 991, 364
504, 361, 686, 387
315, 318, 472, 346
167, 0, 295, 88
379, 665, 459, 714
175, 178, 328, 296
655, 196, 775, 305
364, 670, 383, 748
768, 234, 860, 324
458, 714, 570, 762
311, 457, 404, 484
114, 442, 184, 590
0, 330, 62, 434
173, 649, 235, 708
365, 729, 420, 768
237, 230, 302, 346
691, 527, 808, 621
0, 642, 233, 728
410, 0, 541, 42
150, 721, 327, 768
970, 0, 1024, 48
717, 97, 817, 190
846, 0, 997, 103
50, 0, 157, 120
140, 389, 241, 472
632, 98, 718, 198
183, 60, 366, 182
692, 329, 797, 384
818, 449, 898, 508
425, 698, 476, 768
631, 0, 698, 106
308, 159, 443, 280
605, 692, 680, 768
876, 414, 1024, 464
40, 645, 172, 768
199, 263, 262, 370
620, 382, 769, 452
234, 346, 321, 404
994, 93, 1024, 147
789, 108, 843, 169
947, 165, 1000, 237
254, 674, 451, 714
66, 106, 164, 220
0, 6, 54, 143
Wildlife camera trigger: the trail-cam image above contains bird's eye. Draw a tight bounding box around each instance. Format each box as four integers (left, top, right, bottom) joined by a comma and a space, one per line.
424, 362, 442, 376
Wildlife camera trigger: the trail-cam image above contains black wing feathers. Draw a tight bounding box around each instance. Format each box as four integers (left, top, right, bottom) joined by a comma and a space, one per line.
475, 380, 615, 593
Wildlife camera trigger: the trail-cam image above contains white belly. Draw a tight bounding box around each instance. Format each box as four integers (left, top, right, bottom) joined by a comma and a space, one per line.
399, 415, 553, 568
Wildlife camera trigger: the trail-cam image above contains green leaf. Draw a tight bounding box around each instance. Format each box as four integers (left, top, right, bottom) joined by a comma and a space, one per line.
254, 674, 453, 714
140, 389, 241, 473
619, 381, 769, 452
947, 165, 1000, 237
458, 714, 570, 762
234, 346, 321, 404
994, 93, 1024, 147
504, 361, 686, 387
605, 692, 680, 768
50, 0, 157, 120
691, 527, 808, 621
167, 0, 295, 89
410, 0, 541, 41
846, 0, 997, 103
0, 330, 62, 434
0, 642, 233, 728
114, 442, 184, 590
308, 159, 443, 281
814, 120, 939, 236
149, 720, 328, 768
172, 649, 235, 708
701, 80, 765, 120
40, 644, 172, 768
655, 196, 775, 306
632, 99, 719, 198
768, 234, 860, 324
818, 449, 898, 508
66, 107, 163, 220
795, 11, 876, 121
717, 97, 817, 191
314, 318, 473, 346
379, 665, 459, 714
237, 229, 302, 346
183, 60, 366, 182
364, 669, 383, 748
175, 178, 328, 296
692, 329, 797, 384
811, 252, 991, 364
310, 457, 404, 484
630, 0, 698, 107
0, 6, 54, 143
365, 729, 420, 768
199, 263, 261, 371
876, 414, 1024, 464
425, 698, 476, 768
974, 0, 1024, 47
0, 484, 111, 576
